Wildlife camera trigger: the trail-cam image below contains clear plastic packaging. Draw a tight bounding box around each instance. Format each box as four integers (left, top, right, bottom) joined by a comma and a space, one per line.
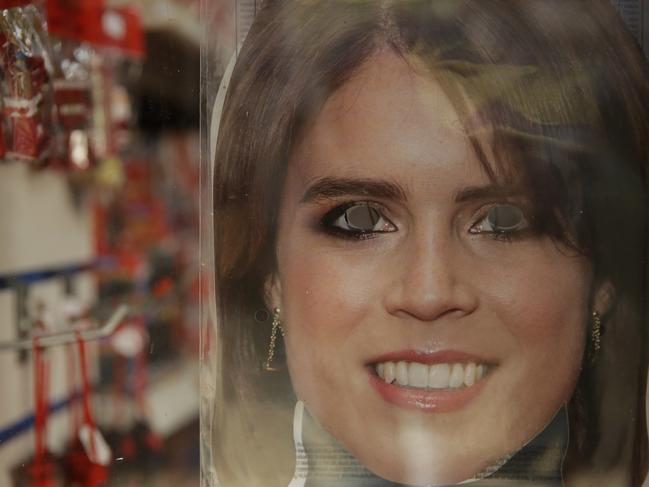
202, 1, 649, 486
0, 0, 54, 164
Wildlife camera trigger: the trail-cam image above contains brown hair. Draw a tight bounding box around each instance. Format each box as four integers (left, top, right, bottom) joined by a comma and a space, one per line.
213, 1, 649, 485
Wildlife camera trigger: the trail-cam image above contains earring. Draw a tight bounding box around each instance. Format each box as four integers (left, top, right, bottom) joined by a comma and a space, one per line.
589, 311, 602, 363
264, 307, 284, 371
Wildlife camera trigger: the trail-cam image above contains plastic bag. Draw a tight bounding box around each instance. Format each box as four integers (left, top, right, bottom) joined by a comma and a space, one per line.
202, 1, 649, 486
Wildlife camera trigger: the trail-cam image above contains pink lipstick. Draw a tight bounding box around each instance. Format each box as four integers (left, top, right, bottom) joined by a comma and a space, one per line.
368, 350, 493, 413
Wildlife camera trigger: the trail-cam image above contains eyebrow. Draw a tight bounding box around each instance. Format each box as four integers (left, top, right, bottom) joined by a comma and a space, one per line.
300, 177, 408, 203
454, 184, 528, 203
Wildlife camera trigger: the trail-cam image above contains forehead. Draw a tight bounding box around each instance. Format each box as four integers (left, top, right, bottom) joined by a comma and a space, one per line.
288, 50, 490, 192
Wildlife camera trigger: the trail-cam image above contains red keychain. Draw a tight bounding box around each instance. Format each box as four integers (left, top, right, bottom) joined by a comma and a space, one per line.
24, 338, 59, 487
64, 332, 111, 487
61, 341, 86, 486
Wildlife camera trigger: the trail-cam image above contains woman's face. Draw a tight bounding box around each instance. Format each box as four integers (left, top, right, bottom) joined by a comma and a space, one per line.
267, 51, 596, 485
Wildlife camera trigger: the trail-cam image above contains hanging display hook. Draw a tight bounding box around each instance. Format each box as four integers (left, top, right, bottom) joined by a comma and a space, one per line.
0, 304, 129, 351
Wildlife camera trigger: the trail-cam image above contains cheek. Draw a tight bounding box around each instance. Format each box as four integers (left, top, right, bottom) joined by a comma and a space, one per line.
278, 246, 378, 338
276, 242, 382, 402
486, 253, 590, 405
482, 249, 590, 347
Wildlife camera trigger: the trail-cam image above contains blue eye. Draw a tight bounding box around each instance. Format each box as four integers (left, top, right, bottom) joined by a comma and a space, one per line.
471, 205, 529, 235
321, 202, 396, 238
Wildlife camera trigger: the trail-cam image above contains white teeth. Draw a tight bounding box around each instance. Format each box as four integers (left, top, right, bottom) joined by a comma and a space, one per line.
428, 363, 450, 388
408, 362, 428, 388
384, 362, 396, 384
396, 361, 409, 386
376, 363, 384, 379
449, 363, 464, 388
476, 364, 485, 381
464, 362, 476, 387
375, 361, 488, 389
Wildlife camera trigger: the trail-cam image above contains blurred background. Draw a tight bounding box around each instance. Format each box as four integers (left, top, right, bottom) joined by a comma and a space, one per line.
0, 0, 202, 485
0, 0, 645, 486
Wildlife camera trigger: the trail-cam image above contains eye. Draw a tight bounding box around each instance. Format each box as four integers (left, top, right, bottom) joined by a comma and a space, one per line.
470, 204, 529, 236
321, 202, 396, 238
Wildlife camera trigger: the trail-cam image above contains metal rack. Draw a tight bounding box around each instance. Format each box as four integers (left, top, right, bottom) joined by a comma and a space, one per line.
0, 304, 129, 351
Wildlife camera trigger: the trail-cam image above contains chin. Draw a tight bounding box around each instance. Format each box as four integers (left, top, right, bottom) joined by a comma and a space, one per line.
356, 441, 494, 487
370, 462, 478, 487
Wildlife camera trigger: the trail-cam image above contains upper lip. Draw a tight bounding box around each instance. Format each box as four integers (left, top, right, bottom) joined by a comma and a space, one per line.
368, 349, 494, 366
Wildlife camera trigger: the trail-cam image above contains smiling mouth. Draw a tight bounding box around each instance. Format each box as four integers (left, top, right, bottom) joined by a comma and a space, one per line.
374, 361, 490, 390
368, 351, 495, 412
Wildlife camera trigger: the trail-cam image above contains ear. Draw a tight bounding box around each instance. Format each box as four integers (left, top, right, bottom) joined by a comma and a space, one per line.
264, 272, 282, 311
593, 279, 616, 317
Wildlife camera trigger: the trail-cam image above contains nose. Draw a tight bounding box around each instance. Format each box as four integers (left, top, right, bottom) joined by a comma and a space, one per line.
384, 230, 478, 322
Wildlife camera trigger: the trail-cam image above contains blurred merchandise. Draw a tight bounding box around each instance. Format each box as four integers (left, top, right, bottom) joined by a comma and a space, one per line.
0, 1, 54, 164
0, 1, 199, 486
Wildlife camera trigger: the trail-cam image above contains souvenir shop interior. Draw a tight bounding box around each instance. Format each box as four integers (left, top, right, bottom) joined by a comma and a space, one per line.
0, 0, 203, 485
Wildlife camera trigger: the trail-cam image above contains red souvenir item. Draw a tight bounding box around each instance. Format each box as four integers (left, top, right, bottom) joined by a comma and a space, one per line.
46, 0, 100, 170
61, 342, 83, 486
24, 338, 60, 487
51, 58, 93, 170
3, 51, 49, 160
45, 0, 103, 43
47, 0, 144, 59
88, 6, 144, 59
67, 344, 82, 435
0, 1, 35, 8
0, 3, 53, 164
63, 332, 111, 487
46, 0, 143, 166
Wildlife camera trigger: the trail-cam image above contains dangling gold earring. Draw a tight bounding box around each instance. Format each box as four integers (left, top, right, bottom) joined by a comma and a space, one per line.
589, 311, 602, 364
265, 307, 284, 371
